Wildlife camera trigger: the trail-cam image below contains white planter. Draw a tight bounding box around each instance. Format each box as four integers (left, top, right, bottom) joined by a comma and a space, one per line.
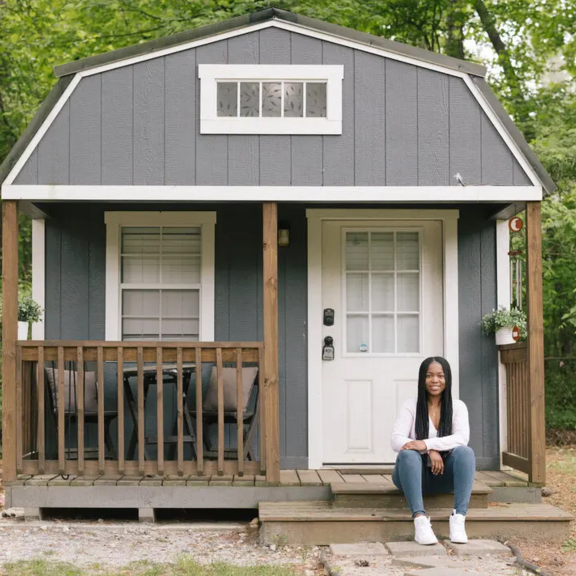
18, 321, 29, 340
495, 326, 515, 346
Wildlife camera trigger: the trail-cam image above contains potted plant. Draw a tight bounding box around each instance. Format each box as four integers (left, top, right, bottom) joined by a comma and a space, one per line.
481, 306, 527, 346
17, 296, 43, 340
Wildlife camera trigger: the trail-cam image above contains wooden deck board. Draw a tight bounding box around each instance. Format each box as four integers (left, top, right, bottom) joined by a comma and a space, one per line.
296, 470, 323, 486
340, 474, 366, 483
316, 470, 344, 485
362, 474, 390, 484
280, 470, 301, 486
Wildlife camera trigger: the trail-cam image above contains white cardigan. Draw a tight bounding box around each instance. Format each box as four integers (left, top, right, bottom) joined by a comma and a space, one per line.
390, 398, 470, 453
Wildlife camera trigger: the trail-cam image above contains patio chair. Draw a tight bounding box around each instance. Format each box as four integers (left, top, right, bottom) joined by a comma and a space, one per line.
187, 366, 260, 461
44, 366, 117, 460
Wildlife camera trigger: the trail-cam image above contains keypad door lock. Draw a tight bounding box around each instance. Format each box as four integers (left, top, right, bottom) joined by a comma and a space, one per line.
323, 308, 335, 326
322, 336, 335, 361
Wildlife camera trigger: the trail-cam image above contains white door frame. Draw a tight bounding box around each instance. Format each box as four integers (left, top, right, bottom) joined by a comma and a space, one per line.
306, 208, 460, 469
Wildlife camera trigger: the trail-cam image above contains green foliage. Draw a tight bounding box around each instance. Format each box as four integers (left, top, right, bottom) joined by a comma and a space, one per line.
481, 306, 527, 337
17, 294, 42, 323
545, 361, 576, 430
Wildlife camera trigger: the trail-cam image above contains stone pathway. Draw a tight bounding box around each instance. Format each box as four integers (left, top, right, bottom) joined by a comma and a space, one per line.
322, 540, 528, 576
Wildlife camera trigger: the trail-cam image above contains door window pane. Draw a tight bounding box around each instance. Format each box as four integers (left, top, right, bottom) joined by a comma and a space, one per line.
373, 315, 395, 353
347, 274, 369, 311
371, 232, 394, 270
397, 315, 419, 353
346, 232, 369, 270
397, 232, 419, 270
372, 273, 394, 312
347, 315, 369, 353
397, 273, 419, 312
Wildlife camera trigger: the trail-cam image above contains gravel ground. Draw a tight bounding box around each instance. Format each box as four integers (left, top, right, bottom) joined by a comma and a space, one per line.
0, 518, 323, 574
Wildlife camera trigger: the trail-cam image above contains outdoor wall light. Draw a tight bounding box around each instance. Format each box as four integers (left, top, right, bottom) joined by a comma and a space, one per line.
278, 221, 291, 247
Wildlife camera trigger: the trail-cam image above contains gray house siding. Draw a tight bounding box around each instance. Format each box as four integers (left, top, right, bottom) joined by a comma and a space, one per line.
40, 202, 500, 469
15, 28, 531, 187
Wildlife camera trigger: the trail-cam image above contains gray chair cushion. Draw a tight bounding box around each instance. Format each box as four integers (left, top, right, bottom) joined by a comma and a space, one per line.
44, 368, 99, 414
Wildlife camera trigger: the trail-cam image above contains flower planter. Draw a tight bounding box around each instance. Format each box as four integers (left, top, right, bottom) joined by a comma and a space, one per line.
18, 321, 29, 340
495, 326, 515, 346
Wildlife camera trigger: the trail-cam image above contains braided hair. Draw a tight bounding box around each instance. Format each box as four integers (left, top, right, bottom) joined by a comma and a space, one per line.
415, 356, 453, 441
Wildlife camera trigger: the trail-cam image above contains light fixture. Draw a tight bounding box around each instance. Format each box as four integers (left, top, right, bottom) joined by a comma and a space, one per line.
278, 221, 290, 247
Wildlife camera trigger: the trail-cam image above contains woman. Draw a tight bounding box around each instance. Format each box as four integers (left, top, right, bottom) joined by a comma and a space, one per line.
390, 356, 475, 545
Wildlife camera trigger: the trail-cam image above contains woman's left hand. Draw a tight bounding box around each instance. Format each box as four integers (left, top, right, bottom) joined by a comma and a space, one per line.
401, 440, 427, 451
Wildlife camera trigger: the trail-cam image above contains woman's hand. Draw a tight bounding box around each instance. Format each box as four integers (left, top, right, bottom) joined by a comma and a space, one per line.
428, 449, 444, 475
401, 440, 427, 452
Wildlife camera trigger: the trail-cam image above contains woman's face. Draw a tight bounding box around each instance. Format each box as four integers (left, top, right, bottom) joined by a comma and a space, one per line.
425, 361, 446, 398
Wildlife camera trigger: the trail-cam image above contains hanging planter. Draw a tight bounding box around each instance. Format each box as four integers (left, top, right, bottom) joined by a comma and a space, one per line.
481, 307, 527, 345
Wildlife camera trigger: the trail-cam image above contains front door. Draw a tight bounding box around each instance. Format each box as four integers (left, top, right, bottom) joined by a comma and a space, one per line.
321, 219, 444, 464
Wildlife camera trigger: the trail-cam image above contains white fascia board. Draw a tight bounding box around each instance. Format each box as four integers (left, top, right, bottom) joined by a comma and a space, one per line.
2, 185, 543, 203
198, 64, 344, 81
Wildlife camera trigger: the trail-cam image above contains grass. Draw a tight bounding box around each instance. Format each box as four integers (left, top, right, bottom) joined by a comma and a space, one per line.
2, 557, 300, 576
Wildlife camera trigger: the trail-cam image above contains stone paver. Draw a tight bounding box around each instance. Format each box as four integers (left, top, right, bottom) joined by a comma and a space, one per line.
392, 556, 484, 570
330, 543, 389, 556
444, 539, 513, 557
404, 568, 484, 576
385, 541, 446, 557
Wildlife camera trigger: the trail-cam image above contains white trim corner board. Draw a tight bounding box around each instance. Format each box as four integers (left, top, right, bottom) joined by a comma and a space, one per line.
31, 218, 46, 340
306, 208, 459, 469
104, 211, 216, 342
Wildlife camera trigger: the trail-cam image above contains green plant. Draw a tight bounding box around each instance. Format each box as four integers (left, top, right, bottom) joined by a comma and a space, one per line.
17, 295, 42, 324
481, 306, 527, 339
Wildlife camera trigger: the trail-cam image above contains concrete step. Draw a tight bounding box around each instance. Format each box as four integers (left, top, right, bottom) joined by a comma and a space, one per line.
259, 501, 572, 545
331, 480, 492, 509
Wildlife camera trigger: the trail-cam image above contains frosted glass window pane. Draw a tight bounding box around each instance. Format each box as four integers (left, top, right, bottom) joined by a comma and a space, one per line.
122, 290, 160, 316
122, 318, 160, 341
398, 315, 419, 353
240, 82, 260, 117
346, 274, 369, 311
217, 82, 238, 117
122, 256, 160, 283
372, 274, 394, 312
371, 232, 394, 270
373, 316, 395, 353
306, 82, 327, 117
284, 82, 304, 117
262, 83, 281, 117
346, 232, 369, 270
161, 290, 199, 317
397, 273, 420, 312
397, 232, 419, 270
162, 318, 199, 340
347, 315, 369, 353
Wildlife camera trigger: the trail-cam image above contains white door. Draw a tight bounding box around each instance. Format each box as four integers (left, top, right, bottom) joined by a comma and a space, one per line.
321, 220, 444, 464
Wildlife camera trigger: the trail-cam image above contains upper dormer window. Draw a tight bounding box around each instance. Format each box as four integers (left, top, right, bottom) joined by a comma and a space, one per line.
199, 65, 343, 135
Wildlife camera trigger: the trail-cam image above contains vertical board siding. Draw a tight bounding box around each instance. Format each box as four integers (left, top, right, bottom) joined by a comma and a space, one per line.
102, 67, 134, 185
70, 74, 102, 185
165, 50, 196, 185
385, 60, 418, 185
15, 29, 532, 188
417, 69, 449, 185
449, 77, 481, 186
133, 58, 165, 185
354, 51, 385, 186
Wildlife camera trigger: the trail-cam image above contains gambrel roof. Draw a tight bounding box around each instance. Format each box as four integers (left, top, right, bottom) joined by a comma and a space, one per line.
0, 8, 554, 193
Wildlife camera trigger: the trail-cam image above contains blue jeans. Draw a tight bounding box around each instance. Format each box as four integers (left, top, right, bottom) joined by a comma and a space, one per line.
392, 445, 476, 517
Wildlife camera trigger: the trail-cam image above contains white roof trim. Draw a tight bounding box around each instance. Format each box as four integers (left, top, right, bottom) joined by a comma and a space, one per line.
2, 185, 542, 203
1, 18, 544, 190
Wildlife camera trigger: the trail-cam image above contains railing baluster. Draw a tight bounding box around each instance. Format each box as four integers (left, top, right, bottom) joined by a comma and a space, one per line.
37, 346, 45, 474
157, 347, 164, 476
15, 346, 23, 474
177, 347, 184, 476
57, 346, 65, 474
236, 347, 244, 476
77, 347, 85, 475
259, 346, 266, 475
217, 347, 224, 476
97, 346, 105, 475
195, 347, 204, 475
117, 347, 125, 475
137, 346, 145, 475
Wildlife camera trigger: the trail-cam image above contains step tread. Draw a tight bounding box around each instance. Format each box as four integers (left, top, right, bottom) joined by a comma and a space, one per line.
331, 480, 492, 496
259, 501, 572, 522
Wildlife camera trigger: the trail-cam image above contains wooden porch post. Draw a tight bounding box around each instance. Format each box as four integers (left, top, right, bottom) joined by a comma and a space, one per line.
2, 200, 19, 483
263, 202, 280, 483
526, 202, 546, 484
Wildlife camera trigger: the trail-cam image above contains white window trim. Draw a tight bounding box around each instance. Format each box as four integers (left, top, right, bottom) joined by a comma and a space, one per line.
31, 218, 46, 340
306, 208, 459, 469
199, 64, 343, 134
104, 211, 216, 342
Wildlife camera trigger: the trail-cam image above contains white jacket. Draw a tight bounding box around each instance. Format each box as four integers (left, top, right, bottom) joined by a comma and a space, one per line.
390, 398, 470, 453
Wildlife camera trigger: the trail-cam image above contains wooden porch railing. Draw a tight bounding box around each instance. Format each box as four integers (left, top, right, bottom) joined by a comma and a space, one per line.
15, 341, 268, 479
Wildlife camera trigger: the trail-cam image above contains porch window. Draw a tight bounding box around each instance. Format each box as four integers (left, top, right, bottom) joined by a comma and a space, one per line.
344, 230, 421, 354
199, 64, 343, 134
105, 212, 216, 341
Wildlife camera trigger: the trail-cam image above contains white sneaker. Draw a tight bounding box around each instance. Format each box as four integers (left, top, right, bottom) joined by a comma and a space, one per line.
414, 515, 438, 545
449, 509, 468, 543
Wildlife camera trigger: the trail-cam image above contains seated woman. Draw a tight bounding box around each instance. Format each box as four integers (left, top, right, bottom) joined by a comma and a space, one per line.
390, 356, 475, 545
